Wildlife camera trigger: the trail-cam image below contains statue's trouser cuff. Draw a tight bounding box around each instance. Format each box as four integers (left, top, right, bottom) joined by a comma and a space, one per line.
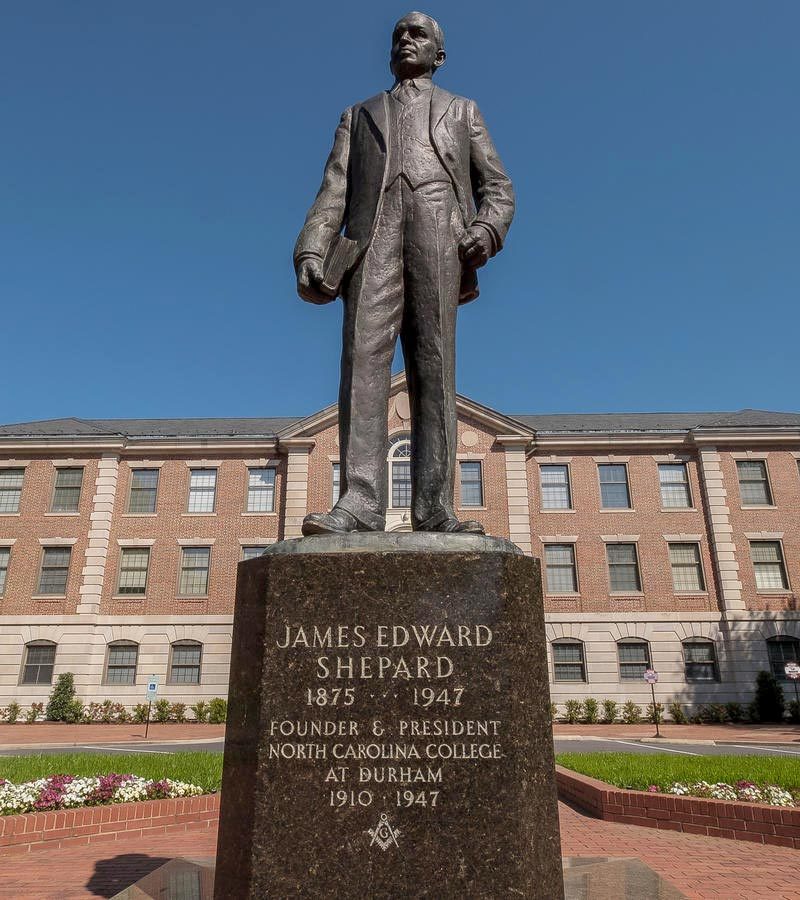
414, 510, 451, 531
334, 498, 385, 532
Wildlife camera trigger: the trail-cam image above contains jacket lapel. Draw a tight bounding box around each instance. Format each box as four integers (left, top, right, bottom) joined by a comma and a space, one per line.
359, 92, 389, 148
430, 85, 456, 133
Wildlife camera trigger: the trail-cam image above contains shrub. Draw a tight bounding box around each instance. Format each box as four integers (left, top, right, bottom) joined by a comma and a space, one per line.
668, 701, 688, 724
564, 700, 582, 724
99, 700, 115, 724
46, 672, 78, 722
621, 701, 641, 725
154, 699, 172, 723
582, 698, 599, 724
725, 701, 744, 724
788, 700, 800, 724
549, 702, 558, 724
25, 702, 44, 724
65, 699, 84, 724
82, 703, 102, 723
754, 670, 785, 723
132, 703, 149, 724
192, 701, 209, 724
601, 699, 618, 724
4, 702, 20, 724
698, 703, 728, 724
115, 705, 130, 724
646, 702, 663, 725
170, 703, 187, 724
208, 698, 228, 724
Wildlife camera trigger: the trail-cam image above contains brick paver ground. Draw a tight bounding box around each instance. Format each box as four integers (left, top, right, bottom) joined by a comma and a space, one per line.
0, 723, 224, 748
1, 803, 798, 899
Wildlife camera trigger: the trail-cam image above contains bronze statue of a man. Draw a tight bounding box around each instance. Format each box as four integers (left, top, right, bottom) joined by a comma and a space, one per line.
294, 11, 514, 536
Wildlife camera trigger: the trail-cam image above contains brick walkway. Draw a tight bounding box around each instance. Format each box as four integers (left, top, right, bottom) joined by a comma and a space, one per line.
0, 723, 224, 748
1, 803, 798, 899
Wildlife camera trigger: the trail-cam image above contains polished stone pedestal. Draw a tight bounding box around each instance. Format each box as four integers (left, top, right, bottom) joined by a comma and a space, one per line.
112, 855, 687, 899
214, 533, 564, 898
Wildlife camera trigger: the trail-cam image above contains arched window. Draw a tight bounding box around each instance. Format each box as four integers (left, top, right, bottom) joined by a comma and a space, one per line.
105, 641, 139, 685
551, 640, 586, 682
683, 639, 719, 682
388, 434, 411, 508
617, 638, 651, 681
766, 636, 800, 681
20, 641, 56, 685
169, 640, 203, 684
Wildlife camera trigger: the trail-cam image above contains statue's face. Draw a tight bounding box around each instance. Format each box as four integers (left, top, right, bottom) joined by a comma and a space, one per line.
390, 13, 444, 80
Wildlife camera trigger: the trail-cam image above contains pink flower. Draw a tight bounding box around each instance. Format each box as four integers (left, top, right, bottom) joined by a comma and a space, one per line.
647, 785, 660, 793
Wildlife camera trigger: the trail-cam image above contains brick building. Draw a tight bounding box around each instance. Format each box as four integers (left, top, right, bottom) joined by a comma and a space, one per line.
1, 378, 799, 712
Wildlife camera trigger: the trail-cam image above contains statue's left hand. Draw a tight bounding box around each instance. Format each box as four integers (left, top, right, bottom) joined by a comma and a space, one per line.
458, 226, 493, 269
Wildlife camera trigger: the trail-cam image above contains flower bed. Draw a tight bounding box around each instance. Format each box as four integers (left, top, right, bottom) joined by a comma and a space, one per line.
556, 766, 800, 848
655, 780, 796, 808
0, 773, 203, 816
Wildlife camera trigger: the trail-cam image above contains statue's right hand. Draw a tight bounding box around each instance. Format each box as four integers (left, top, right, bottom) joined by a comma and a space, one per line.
297, 258, 334, 304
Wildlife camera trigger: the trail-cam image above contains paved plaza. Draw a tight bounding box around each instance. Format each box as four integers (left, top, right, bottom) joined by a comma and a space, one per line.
0, 802, 798, 899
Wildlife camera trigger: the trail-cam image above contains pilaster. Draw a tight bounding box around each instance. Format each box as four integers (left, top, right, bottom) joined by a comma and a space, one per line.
497, 435, 533, 555
77, 454, 120, 615
281, 439, 315, 538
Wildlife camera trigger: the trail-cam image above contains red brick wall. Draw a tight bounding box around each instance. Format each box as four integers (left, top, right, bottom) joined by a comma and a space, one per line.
0, 455, 99, 616
530, 450, 719, 615
719, 447, 800, 612
0, 793, 219, 857
556, 766, 800, 848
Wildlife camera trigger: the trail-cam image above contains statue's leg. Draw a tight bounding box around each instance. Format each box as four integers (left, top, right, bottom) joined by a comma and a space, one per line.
336, 182, 404, 531
400, 179, 463, 530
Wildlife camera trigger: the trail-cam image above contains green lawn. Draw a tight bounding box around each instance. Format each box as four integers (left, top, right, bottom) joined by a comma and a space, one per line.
556, 752, 800, 792
0, 752, 223, 792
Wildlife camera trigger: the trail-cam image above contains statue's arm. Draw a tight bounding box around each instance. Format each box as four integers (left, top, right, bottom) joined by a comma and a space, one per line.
467, 101, 515, 257
293, 107, 353, 271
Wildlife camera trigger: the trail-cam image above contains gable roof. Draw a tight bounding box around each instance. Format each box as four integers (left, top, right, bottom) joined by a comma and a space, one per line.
0, 417, 299, 439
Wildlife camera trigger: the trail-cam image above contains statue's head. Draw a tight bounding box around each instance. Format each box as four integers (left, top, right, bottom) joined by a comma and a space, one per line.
390, 12, 445, 81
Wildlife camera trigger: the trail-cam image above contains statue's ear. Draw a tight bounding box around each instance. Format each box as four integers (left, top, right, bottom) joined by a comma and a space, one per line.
433, 49, 446, 70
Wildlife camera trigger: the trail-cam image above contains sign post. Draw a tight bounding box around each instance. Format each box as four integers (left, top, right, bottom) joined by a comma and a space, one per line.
644, 668, 660, 737
785, 662, 800, 713
144, 676, 159, 738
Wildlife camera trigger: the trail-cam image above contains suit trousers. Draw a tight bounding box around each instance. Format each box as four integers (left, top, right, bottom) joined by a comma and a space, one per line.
336, 176, 465, 530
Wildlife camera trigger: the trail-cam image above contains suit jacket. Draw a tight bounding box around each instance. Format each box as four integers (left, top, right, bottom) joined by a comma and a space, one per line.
294, 85, 515, 303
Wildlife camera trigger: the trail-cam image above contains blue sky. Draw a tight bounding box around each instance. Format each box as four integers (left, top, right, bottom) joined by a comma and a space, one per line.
2, 1, 798, 423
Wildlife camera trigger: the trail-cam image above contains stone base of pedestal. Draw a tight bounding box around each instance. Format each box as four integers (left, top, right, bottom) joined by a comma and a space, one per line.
214, 533, 564, 898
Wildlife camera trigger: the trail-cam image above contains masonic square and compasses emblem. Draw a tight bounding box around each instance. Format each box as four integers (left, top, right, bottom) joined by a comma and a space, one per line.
367, 813, 401, 851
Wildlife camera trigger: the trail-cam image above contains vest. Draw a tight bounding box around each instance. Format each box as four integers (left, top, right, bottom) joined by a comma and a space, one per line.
385, 91, 449, 190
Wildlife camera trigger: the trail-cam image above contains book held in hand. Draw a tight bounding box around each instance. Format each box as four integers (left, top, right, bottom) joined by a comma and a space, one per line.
320, 235, 361, 297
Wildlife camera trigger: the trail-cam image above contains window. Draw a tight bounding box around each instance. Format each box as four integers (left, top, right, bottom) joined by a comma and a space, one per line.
242, 546, 268, 561
332, 463, 341, 505
598, 464, 631, 509
737, 460, 773, 506
105, 641, 139, 684
669, 543, 705, 592
683, 640, 719, 682
618, 639, 650, 680
37, 547, 71, 595
658, 463, 691, 508
0, 547, 9, 596
117, 547, 150, 596
606, 543, 641, 592
128, 468, 159, 513
540, 464, 571, 509
187, 469, 217, 513
544, 544, 578, 593
51, 467, 83, 513
766, 636, 800, 681
552, 640, 586, 682
247, 467, 276, 513
179, 547, 210, 596
389, 435, 412, 508
21, 641, 56, 685
459, 461, 483, 507
750, 541, 789, 591
0, 468, 24, 513
169, 641, 202, 684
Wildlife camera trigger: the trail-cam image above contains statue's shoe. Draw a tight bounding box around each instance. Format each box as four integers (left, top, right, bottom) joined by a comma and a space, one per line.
302, 507, 364, 536
418, 517, 485, 535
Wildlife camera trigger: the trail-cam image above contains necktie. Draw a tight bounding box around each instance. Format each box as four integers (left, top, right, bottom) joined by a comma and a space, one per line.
394, 80, 417, 104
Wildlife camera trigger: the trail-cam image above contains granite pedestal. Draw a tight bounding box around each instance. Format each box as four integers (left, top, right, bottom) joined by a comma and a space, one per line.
214, 533, 564, 898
